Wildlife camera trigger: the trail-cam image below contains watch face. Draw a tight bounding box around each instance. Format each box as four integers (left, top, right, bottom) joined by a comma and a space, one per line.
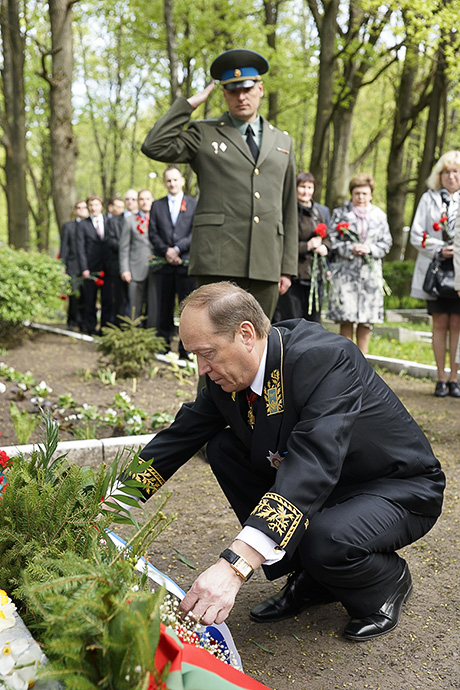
235, 557, 252, 579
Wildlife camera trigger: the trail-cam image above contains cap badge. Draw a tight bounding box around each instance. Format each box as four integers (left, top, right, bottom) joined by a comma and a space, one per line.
234, 68, 241, 77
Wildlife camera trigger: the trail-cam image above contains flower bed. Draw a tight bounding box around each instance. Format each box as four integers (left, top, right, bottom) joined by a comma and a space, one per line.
0, 415, 271, 690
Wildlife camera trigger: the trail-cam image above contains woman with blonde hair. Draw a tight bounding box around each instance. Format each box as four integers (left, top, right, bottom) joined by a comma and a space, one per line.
410, 150, 460, 398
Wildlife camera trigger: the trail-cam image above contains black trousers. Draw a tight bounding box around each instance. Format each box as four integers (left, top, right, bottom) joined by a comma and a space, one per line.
155, 266, 196, 355
273, 280, 324, 324
206, 428, 437, 618
81, 277, 112, 334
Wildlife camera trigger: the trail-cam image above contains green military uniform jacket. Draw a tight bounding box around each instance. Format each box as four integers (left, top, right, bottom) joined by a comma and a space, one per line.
141, 98, 298, 283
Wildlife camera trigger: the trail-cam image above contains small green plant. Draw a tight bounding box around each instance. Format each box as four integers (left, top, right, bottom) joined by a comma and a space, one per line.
97, 314, 167, 378
9, 401, 40, 444
97, 367, 117, 385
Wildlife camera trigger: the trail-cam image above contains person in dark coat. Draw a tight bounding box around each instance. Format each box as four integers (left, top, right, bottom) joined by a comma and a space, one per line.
114, 282, 445, 642
273, 172, 331, 323
76, 195, 112, 335
59, 199, 89, 330
149, 166, 197, 357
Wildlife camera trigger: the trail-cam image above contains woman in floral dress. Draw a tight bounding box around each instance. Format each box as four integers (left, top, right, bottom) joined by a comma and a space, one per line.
328, 173, 392, 354
410, 150, 460, 398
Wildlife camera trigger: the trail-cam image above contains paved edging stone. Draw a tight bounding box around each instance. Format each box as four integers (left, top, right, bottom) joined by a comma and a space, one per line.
2, 433, 156, 463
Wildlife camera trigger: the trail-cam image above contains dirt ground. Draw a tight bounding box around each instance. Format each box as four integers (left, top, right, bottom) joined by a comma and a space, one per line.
0, 329, 459, 690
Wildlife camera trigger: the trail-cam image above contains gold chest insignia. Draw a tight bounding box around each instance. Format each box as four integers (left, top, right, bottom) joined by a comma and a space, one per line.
263, 369, 284, 416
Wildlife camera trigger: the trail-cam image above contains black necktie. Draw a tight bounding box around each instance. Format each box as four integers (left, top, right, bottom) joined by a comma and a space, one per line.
246, 125, 259, 162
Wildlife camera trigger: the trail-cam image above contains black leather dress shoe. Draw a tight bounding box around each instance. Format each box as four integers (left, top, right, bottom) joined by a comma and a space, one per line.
448, 381, 460, 398
434, 381, 448, 397
343, 564, 413, 641
250, 571, 335, 623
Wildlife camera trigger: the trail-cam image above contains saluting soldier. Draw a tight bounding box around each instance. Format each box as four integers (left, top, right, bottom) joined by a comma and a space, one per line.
141, 49, 298, 319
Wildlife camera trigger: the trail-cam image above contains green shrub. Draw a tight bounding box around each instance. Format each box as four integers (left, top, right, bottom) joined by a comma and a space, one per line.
97, 314, 167, 378
382, 260, 426, 310
0, 245, 70, 345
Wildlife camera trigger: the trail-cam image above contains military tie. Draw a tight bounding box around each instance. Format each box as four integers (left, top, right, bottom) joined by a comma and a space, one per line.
246, 125, 259, 162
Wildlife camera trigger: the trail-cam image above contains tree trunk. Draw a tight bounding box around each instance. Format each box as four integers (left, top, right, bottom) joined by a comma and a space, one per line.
327, 103, 355, 209
164, 0, 181, 104
412, 43, 448, 217
48, 0, 78, 233
386, 43, 428, 261
308, 0, 340, 200
263, 0, 280, 124
0, 0, 29, 248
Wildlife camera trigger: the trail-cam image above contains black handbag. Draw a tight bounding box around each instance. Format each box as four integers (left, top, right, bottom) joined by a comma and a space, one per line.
423, 255, 458, 299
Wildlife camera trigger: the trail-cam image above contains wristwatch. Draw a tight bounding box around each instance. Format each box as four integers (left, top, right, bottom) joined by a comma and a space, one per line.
219, 548, 254, 581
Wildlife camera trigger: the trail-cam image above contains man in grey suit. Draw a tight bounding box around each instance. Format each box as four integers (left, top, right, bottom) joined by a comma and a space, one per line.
141, 49, 298, 320
149, 166, 197, 358
119, 189, 156, 328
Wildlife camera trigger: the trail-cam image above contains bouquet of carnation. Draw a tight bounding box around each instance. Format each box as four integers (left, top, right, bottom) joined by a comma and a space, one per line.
308, 223, 329, 315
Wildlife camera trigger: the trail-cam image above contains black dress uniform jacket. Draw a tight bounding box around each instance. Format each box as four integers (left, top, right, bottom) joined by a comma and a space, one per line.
134, 320, 445, 560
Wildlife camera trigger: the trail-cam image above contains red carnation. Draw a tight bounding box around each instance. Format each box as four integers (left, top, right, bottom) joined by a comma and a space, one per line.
59, 294, 68, 300
440, 215, 448, 223
432, 222, 441, 232
99, 270, 105, 278
421, 232, 428, 248
95, 278, 104, 287
180, 198, 187, 213
337, 221, 350, 237
0, 450, 12, 469
314, 222, 328, 238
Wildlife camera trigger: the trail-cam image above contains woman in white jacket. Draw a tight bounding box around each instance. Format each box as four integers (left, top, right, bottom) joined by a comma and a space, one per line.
410, 150, 460, 397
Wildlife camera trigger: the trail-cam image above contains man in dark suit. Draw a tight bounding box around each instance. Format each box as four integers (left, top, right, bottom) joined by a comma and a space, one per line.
141, 49, 298, 320
105, 200, 128, 326
59, 199, 89, 330
149, 166, 197, 358
76, 195, 111, 335
114, 282, 444, 641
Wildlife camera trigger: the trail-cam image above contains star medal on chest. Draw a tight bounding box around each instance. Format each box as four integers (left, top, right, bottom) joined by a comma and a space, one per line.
267, 450, 285, 469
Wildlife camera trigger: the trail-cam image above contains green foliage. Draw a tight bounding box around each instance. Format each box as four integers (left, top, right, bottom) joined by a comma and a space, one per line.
24, 556, 167, 690
0, 246, 70, 343
0, 411, 169, 603
97, 314, 167, 378
383, 260, 425, 309
368, 333, 435, 366
9, 401, 40, 444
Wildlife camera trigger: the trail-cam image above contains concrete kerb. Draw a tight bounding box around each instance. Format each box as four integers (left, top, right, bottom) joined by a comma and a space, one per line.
2, 433, 156, 464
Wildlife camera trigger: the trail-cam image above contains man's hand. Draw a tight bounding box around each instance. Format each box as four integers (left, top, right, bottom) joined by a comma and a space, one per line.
121, 271, 132, 283
187, 82, 216, 110
82, 269, 90, 279
179, 540, 264, 625
179, 560, 243, 625
279, 275, 292, 295
166, 247, 182, 265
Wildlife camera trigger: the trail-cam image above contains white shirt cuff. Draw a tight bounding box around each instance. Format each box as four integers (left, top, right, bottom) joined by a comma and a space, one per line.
237, 526, 286, 565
